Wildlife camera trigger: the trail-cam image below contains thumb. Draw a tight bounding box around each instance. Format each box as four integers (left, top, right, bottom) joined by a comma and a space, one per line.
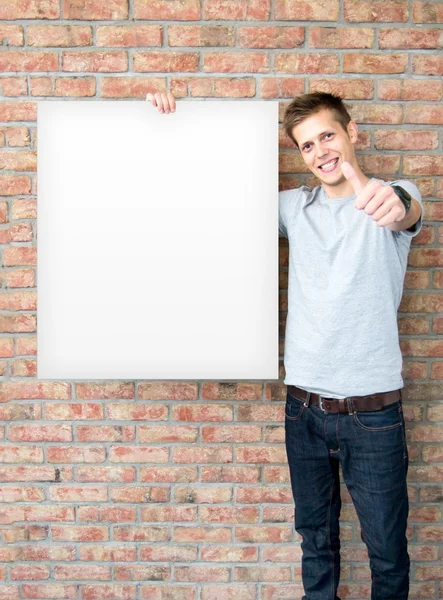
341, 161, 365, 195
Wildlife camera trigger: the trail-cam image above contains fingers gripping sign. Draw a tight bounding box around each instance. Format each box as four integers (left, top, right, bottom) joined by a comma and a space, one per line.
341, 161, 406, 227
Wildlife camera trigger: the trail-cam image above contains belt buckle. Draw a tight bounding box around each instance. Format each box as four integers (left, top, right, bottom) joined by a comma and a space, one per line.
319, 396, 327, 412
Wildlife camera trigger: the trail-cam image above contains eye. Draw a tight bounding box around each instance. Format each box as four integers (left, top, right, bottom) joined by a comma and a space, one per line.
302, 143, 311, 152
324, 133, 333, 139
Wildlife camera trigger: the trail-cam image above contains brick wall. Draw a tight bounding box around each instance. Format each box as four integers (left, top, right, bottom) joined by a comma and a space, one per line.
0, 0, 442, 598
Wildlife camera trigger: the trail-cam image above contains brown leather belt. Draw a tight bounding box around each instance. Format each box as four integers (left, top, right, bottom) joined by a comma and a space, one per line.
287, 385, 402, 414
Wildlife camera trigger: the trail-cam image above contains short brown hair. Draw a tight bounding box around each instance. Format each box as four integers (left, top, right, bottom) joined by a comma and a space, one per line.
283, 92, 352, 148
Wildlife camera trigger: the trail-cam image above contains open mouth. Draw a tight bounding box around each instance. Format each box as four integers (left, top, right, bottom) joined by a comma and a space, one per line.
318, 158, 339, 173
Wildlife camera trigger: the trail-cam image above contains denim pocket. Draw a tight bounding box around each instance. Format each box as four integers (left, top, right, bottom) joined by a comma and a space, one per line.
285, 390, 306, 421
353, 401, 403, 432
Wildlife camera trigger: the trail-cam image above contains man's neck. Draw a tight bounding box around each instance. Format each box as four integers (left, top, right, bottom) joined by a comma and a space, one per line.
322, 171, 370, 200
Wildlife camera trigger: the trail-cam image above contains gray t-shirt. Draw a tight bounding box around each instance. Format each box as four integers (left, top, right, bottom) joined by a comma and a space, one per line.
279, 179, 423, 398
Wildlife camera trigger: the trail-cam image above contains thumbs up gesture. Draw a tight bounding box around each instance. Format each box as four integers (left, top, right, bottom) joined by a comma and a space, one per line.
341, 161, 406, 227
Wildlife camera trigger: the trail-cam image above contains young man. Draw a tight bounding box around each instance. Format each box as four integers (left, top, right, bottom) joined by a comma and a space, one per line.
280, 92, 422, 600
146, 91, 423, 600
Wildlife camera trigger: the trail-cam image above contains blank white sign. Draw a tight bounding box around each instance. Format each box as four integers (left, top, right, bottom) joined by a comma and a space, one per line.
37, 100, 279, 380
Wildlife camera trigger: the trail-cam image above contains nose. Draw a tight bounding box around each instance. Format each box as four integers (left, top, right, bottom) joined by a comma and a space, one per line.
315, 140, 327, 158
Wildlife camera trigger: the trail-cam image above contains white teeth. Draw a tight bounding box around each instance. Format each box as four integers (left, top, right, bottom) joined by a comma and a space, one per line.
319, 159, 338, 170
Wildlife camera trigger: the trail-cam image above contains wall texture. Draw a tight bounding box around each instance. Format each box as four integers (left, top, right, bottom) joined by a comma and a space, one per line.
0, 0, 442, 599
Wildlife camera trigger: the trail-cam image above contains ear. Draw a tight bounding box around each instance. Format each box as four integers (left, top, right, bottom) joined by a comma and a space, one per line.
347, 120, 358, 144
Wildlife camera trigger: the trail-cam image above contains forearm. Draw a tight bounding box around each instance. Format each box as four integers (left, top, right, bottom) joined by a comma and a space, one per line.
386, 197, 422, 233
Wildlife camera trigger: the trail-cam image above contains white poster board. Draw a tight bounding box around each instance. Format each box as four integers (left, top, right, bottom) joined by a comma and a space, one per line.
37, 100, 279, 380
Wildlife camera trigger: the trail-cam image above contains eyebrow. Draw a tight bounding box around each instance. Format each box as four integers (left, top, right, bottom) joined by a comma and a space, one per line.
300, 130, 333, 147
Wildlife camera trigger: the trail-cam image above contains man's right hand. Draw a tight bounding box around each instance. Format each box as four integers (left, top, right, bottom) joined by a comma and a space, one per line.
146, 92, 176, 114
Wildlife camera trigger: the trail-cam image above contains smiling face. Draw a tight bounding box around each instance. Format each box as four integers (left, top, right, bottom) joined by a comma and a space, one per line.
292, 108, 366, 198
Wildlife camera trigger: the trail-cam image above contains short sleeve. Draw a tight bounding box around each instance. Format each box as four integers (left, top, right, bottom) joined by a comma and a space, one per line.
278, 191, 288, 238
390, 179, 423, 238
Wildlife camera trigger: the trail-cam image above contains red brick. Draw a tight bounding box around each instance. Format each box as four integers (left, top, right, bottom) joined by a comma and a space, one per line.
397, 316, 429, 335
97, 25, 163, 47
138, 382, 198, 400
416, 525, 443, 541
432, 316, 443, 333
415, 565, 443, 580
10, 359, 37, 377
0, 0, 59, 19
101, 77, 166, 98
202, 383, 261, 401
344, 0, 409, 21
374, 129, 438, 150
310, 78, 374, 99
402, 361, 427, 379
274, 53, 338, 74
62, 51, 128, 72
203, 0, 270, 20
0, 403, 41, 420
10, 565, 48, 581
81, 584, 137, 600
11, 198, 36, 218
413, 55, 443, 75
0, 175, 31, 195
430, 360, 443, 378
404, 155, 443, 175
410, 425, 443, 442
3, 246, 36, 266
49, 486, 108, 502
139, 465, 199, 483
0, 101, 36, 122
138, 425, 197, 443
260, 77, 305, 99
0, 77, 27, 96
79, 546, 136, 561
0, 338, 14, 358
0, 445, 43, 463
238, 26, 304, 48
348, 103, 402, 123
428, 404, 443, 421
63, 0, 128, 19
379, 27, 443, 48
405, 104, 443, 124
15, 336, 37, 355
106, 403, 168, 421
76, 425, 135, 442
168, 25, 233, 47
309, 27, 374, 48
343, 53, 407, 73
134, 51, 199, 72
0, 290, 36, 310
113, 526, 169, 543
413, 1, 443, 23
275, 0, 339, 20
0, 25, 23, 45
0, 466, 68, 482
0, 587, 19, 600
400, 293, 443, 313
401, 339, 443, 356
404, 271, 430, 290
135, 0, 200, 19
424, 202, 443, 220
77, 505, 136, 523
0, 313, 35, 332
54, 565, 110, 581
0, 52, 57, 72
46, 446, 105, 463
0, 150, 37, 171
51, 526, 108, 542
44, 403, 103, 420
76, 466, 135, 482
7, 126, 31, 146
203, 52, 269, 73
109, 446, 168, 463
27, 25, 92, 47
75, 382, 134, 399
422, 445, 443, 462
8, 424, 72, 442
0, 223, 33, 243
378, 79, 443, 101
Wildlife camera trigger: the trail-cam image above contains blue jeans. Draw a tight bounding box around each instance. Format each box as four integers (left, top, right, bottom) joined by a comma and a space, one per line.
284, 388, 410, 600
